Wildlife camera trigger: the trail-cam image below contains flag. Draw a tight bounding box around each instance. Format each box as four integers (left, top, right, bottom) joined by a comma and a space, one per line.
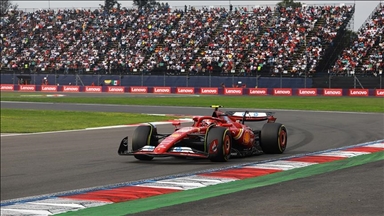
104, 80, 120, 86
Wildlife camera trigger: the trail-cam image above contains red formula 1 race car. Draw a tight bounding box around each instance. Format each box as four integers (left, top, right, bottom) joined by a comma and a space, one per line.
118, 105, 287, 162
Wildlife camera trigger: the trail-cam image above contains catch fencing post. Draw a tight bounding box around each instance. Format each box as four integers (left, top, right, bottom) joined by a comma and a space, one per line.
141, 72, 143, 86
280, 72, 282, 88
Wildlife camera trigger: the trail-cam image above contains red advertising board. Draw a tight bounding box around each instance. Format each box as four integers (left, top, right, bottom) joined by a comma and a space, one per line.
297, 88, 317, 96
176, 87, 194, 94
323, 88, 342, 96
375, 89, 384, 97
19, 85, 36, 92
107, 86, 125, 93
1, 84, 14, 91
249, 88, 268, 95
348, 89, 369, 97
272, 88, 292, 96
224, 88, 243, 95
130, 86, 148, 93
62, 85, 80, 92
200, 87, 218, 95
41, 85, 58, 92
153, 87, 171, 94
85, 86, 102, 93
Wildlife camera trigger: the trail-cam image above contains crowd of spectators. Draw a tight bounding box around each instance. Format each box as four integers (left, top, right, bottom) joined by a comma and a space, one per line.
0, 5, 180, 74
200, 6, 274, 76
331, 3, 383, 76
242, 5, 324, 77
241, 4, 354, 77
145, 6, 226, 75
1, 7, 141, 74
0, 3, 382, 77
116, 5, 183, 74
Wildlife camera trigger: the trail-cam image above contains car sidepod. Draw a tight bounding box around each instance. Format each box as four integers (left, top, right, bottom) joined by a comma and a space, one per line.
260, 123, 287, 154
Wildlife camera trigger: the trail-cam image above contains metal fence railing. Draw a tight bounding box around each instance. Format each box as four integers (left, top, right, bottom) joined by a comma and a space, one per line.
1, 70, 382, 89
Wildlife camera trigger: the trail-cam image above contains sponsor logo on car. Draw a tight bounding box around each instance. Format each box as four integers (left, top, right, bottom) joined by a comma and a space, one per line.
173, 147, 183, 152
209, 140, 218, 153
243, 130, 251, 144
171, 133, 181, 137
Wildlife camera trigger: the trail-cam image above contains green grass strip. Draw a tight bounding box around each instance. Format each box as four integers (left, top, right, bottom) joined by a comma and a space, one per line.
59, 151, 384, 216
0, 109, 178, 133
1, 92, 383, 113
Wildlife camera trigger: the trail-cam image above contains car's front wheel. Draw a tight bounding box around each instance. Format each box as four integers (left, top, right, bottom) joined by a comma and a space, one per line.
205, 127, 232, 162
132, 124, 158, 161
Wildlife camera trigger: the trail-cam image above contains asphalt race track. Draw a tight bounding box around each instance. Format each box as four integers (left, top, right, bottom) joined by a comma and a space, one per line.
1, 101, 383, 215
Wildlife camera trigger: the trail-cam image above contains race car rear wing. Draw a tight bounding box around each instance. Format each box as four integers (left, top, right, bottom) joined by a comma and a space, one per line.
225, 111, 276, 123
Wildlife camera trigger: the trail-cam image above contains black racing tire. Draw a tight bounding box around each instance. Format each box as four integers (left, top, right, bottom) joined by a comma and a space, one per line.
205, 127, 232, 162
132, 124, 157, 161
260, 123, 287, 154
118, 136, 129, 155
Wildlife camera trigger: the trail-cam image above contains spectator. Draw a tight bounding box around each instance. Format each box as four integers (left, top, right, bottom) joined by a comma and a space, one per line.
332, 3, 383, 76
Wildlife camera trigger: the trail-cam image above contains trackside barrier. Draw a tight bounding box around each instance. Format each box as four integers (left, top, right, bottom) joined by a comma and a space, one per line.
1, 84, 384, 97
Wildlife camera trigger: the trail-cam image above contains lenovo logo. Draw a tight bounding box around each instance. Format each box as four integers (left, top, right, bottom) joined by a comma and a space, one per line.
323, 89, 342, 96
298, 89, 317, 96
108, 86, 125, 93
19, 85, 36, 91
375, 89, 384, 96
154, 87, 171, 93
273, 88, 292, 96
224, 88, 243, 95
63, 86, 80, 92
41, 85, 57, 92
85, 86, 102, 93
130, 87, 147, 93
349, 89, 368, 96
177, 87, 194, 94
200, 88, 218, 94
1, 85, 14, 91
249, 88, 267, 95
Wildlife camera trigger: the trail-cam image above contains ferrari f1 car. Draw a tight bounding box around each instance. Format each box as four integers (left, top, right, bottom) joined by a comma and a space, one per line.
118, 105, 287, 162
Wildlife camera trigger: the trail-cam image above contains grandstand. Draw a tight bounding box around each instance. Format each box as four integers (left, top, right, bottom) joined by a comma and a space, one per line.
0, 2, 383, 79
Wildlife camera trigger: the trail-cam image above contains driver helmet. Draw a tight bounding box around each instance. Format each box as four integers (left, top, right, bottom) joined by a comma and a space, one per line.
201, 119, 216, 127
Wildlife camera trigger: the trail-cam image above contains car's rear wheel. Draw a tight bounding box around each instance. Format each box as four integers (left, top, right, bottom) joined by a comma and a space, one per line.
205, 127, 232, 162
132, 124, 158, 161
260, 123, 287, 154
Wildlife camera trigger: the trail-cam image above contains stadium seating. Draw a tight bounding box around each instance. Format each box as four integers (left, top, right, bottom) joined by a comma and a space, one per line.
1, 3, 381, 77
331, 3, 383, 76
